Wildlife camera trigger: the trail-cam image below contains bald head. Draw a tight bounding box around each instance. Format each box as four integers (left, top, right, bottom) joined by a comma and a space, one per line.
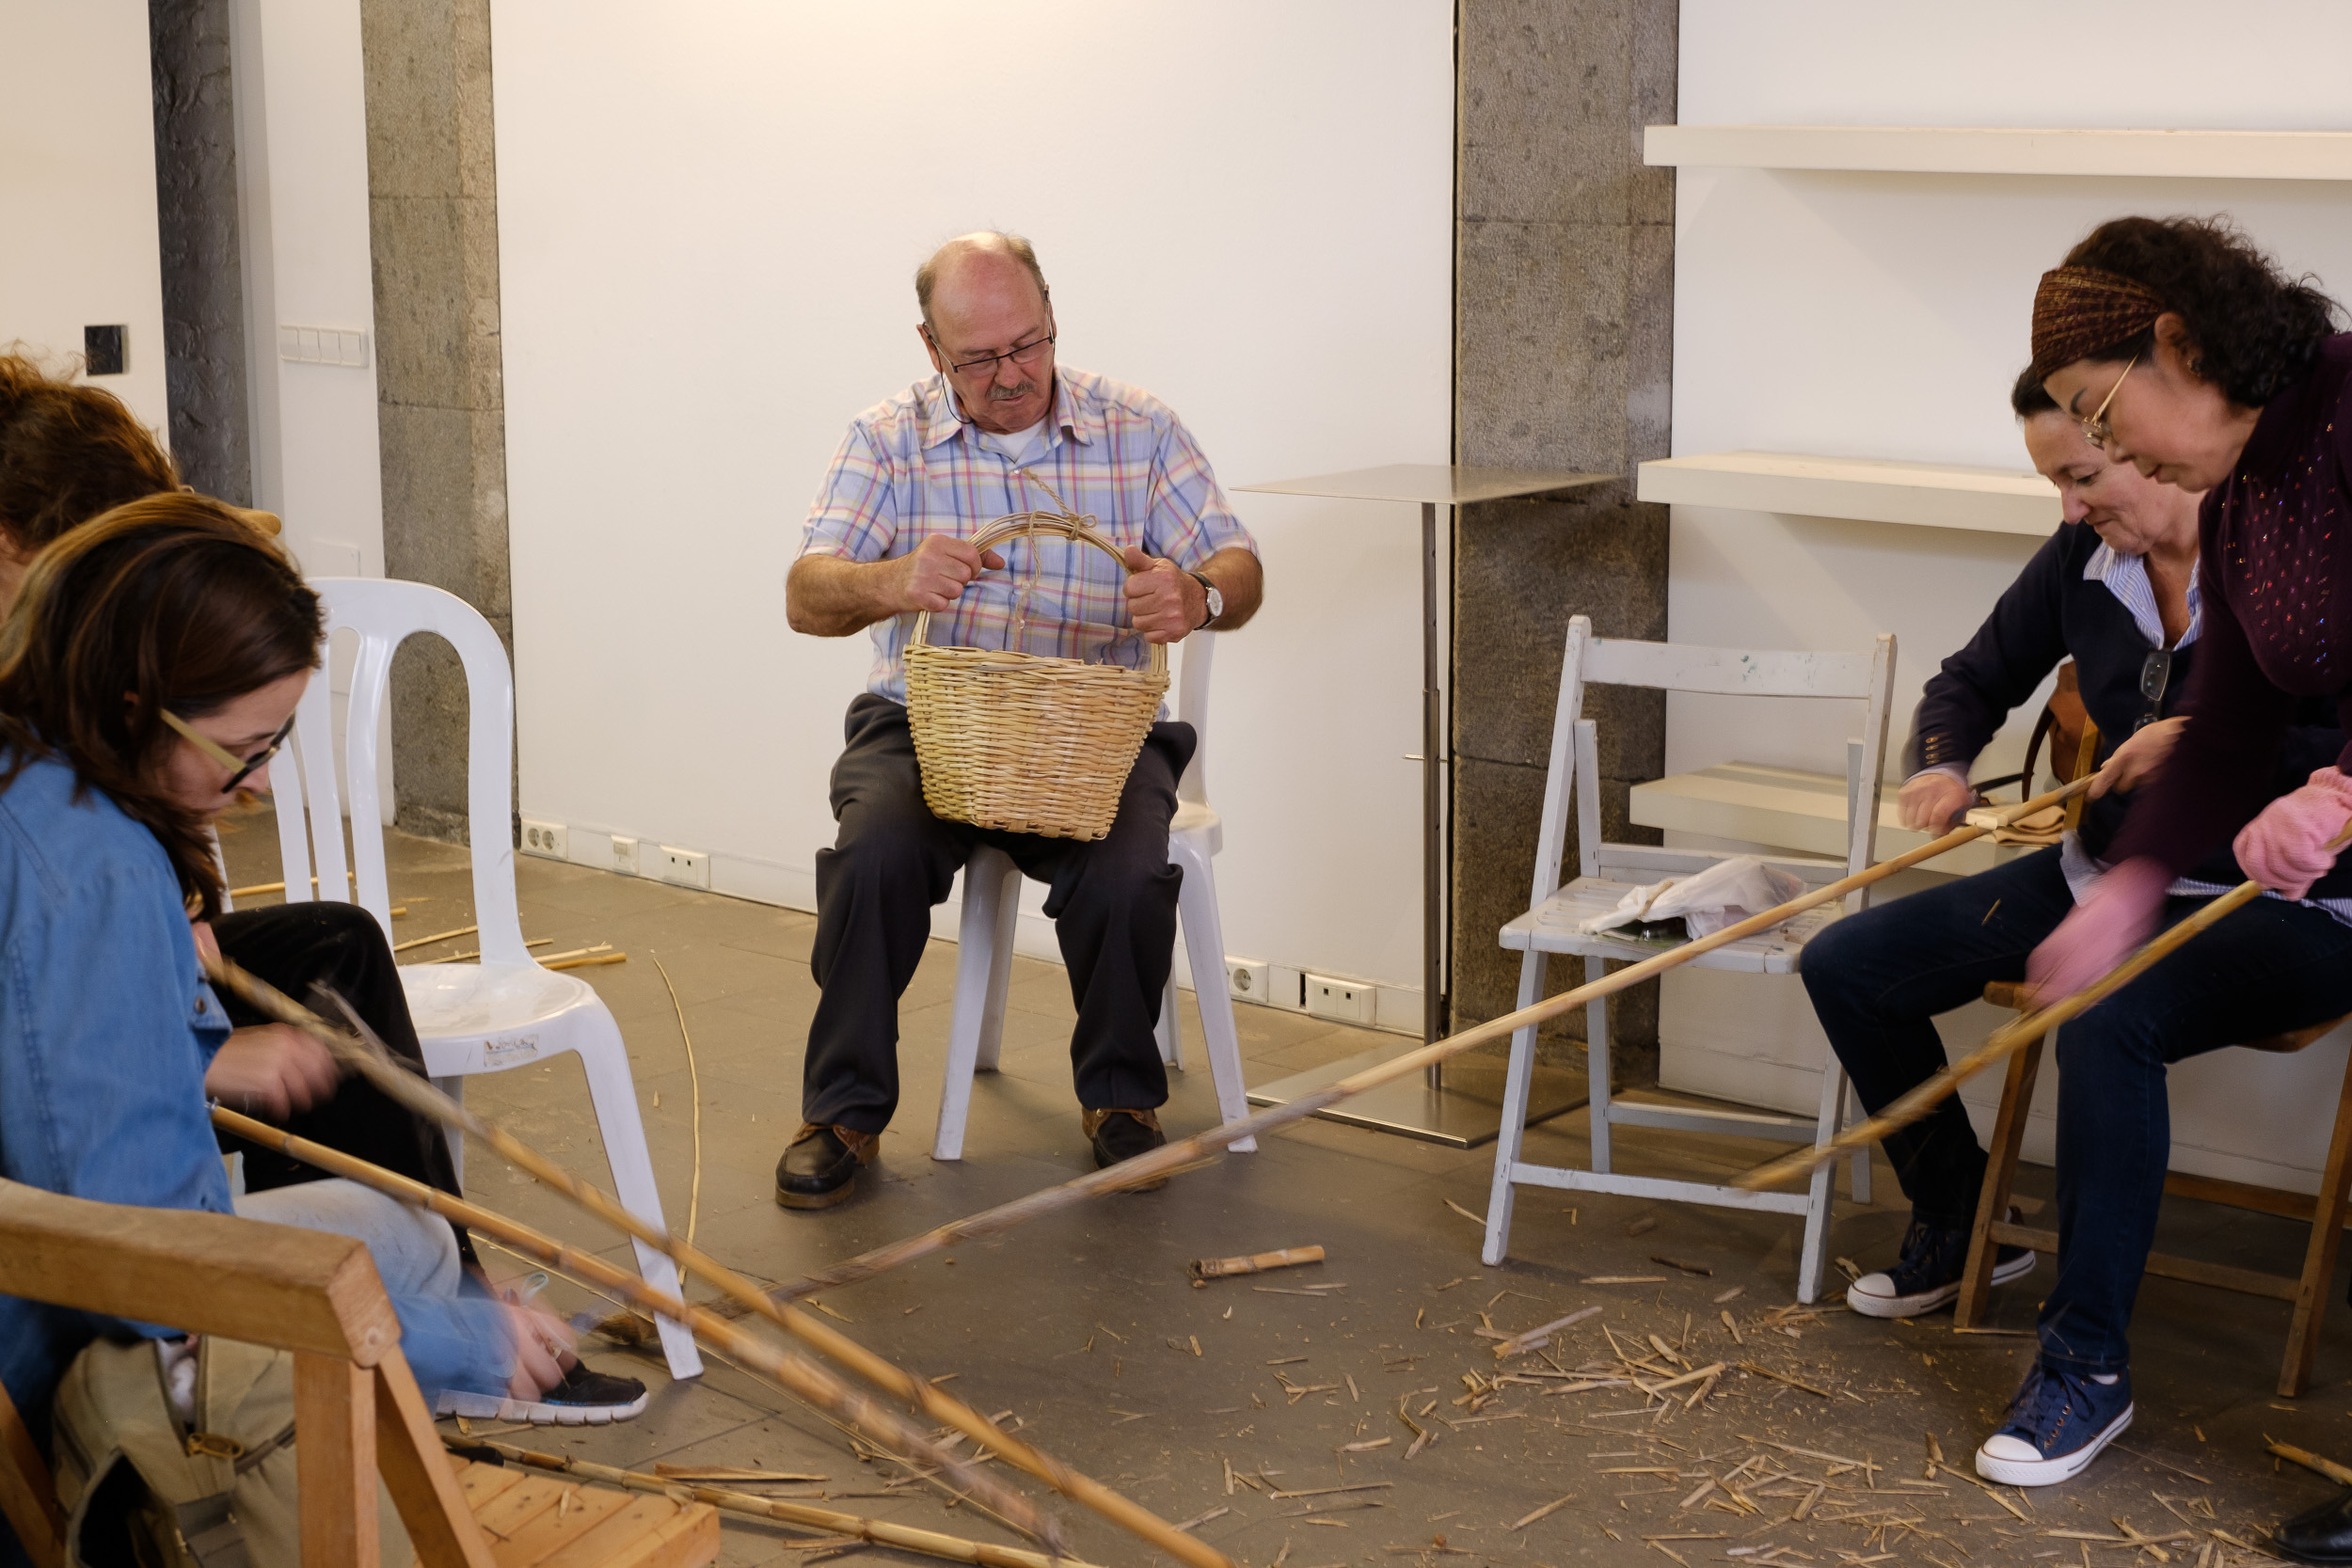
914, 230, 1058, 436
916, 230, 1049, 330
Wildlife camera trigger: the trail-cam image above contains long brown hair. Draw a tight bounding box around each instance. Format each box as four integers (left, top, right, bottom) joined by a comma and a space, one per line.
0, 494, 323, 916
0, 349, 180, 554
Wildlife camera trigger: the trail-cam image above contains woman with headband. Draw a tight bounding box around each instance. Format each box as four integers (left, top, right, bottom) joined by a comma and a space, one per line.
2025, 217, 2352, 1559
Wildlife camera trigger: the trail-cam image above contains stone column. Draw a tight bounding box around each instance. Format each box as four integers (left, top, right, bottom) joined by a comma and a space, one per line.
149, 0, 252, 503
359, 0, 511, 844
1451, 0, 1676, 1082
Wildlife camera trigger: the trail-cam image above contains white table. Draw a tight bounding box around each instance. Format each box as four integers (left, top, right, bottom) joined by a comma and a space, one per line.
1232, 463, 1613, 1146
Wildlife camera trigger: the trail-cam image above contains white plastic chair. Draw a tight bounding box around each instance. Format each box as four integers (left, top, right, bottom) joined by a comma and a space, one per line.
1481, 615, 1896, 1304
271, 578, 702, 1381
932, 631, 1255, 1159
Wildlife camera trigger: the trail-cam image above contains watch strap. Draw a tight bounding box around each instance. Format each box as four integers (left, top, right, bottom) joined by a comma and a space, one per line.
1188, 571, 1220, 628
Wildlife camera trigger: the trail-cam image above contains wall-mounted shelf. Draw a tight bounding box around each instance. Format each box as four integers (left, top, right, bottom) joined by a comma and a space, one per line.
1644, 124, 2352, 181
1630, 762, 2030, 878
1637, 451, 2058, 536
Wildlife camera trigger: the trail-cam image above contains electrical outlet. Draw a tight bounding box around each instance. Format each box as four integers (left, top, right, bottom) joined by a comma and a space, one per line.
651, 844, 709, 889
519, 817, 568, 861
610, 834, 639, 876
1305, 972, 1376, 1025
1226, 957, 1270, 1004
1268, 965, 1309, 1012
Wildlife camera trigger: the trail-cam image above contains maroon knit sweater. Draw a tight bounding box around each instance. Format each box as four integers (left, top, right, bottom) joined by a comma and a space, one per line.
2111, 333, 2352, 880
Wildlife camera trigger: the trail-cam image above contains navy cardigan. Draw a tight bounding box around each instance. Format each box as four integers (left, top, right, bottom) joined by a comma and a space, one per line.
1904, 520, 2349, 894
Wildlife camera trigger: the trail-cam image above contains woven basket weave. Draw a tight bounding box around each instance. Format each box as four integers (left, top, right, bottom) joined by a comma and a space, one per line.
904, 510, 1168, 841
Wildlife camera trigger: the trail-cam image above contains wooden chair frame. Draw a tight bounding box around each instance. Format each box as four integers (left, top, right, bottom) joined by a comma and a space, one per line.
1482, 615, 1898, 1303
0, 1178, 493, 1566
1956, 987, 2352, 1397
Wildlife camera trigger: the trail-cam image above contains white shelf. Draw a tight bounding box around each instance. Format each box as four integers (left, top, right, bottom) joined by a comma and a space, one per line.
1644, 124, 2352, 181
1629, 762, 2032, 878
1637, 451, 2058, 536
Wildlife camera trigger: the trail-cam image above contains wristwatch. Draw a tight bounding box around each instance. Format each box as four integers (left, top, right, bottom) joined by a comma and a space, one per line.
1188, 571, 1223, 629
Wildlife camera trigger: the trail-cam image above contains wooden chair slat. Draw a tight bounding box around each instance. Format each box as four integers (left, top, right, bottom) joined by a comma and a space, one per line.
597, 1504, 723, 1568
475, 1472, 576, 1533
1961, 987, 2352, 1394
0, 1373, 65, 1568
458, 1460, 532, 1508
535, 1497, 680, 1568
496, 1485, 635, 1567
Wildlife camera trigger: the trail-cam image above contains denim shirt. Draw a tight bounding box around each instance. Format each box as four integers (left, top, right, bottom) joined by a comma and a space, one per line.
0, 752, 509, 1475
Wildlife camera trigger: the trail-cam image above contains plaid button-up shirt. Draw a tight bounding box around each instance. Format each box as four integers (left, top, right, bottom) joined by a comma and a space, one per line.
798, 367, 1258, 702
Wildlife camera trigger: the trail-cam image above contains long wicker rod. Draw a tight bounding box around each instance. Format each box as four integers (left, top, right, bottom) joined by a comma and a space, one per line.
444, 1433, 1106, 1568
1733, 816, 2352, 1192
201, 959, 1218, 1568
758, 777, 2100, 1306
206, 1106, 1065, 1552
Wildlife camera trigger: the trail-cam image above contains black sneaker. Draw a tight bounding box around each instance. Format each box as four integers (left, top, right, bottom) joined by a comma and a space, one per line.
775, 1122, 876, 1211
1846, 1211, 2035, 1319
1083, 1107, 1167, 1190
436, 1361, 648, 1425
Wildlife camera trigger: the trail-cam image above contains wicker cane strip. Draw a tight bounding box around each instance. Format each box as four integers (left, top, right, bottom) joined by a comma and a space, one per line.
904, 511, 1169, 841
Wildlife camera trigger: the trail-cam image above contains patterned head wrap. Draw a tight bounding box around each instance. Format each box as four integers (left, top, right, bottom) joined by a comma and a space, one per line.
2031, 266, 2167, 380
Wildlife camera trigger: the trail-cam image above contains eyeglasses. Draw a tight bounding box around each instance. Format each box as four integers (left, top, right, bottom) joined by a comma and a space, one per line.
2136, 646, 2172, 731
930, 324, 1057, 379
161, 708, 295, 792
2081, 354, 2137, 450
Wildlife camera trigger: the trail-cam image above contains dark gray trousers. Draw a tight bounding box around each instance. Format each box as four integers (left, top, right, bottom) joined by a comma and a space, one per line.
803, 694, 1195, 1133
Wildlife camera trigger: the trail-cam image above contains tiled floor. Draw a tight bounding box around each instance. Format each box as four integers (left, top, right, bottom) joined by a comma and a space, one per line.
216, 803, 2352, 1565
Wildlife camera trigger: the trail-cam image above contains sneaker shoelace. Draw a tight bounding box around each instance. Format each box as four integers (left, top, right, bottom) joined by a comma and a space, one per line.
2004, 1364, 2093, 1449
1884, 1219, 1960, 1291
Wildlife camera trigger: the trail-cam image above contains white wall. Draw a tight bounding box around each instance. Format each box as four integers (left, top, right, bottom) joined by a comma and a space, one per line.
490, 2, 1452, 998
227, 0, 390, 822
228, 0, 386, 583
1659, 0, 2352, 1189
0, 2, 168, 436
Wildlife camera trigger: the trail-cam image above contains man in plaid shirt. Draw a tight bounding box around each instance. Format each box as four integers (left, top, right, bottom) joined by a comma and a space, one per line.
780, 231, 1263, 1209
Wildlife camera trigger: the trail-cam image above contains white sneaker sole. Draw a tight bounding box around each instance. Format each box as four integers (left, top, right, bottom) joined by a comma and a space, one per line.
435, 1387, 649, 1426
1974, 1402, 2133, 1487
1846, 1248, 2036, 1320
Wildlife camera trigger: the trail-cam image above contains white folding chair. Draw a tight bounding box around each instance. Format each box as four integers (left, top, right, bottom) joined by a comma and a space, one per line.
932, 631, 1254, 1159
1481, 615, 1896, 1303
272, 578, 701, 1380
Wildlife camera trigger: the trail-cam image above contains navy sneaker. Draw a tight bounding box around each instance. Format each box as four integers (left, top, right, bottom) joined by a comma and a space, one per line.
1975, 1362, 2133, 1486
1846, 1212, 2035, 1320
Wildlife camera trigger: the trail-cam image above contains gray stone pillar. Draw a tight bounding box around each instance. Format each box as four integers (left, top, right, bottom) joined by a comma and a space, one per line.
1452, 0, 1676, 1083
359, 0, 511, 844
149, 0, 252, 504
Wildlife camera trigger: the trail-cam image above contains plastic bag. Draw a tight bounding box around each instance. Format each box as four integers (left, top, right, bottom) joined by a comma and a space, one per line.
1579, 855, 1806, 939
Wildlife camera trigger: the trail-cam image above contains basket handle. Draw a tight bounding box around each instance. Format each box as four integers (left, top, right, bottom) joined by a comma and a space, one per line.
909, 511, 1168, 678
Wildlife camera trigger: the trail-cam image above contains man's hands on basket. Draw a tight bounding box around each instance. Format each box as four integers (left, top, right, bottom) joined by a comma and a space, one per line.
1121, 546, 1209, 643
890, 535, 1007, 615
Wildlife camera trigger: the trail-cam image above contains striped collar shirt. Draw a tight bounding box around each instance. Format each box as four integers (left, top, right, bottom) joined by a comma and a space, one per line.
2081, 541, 2201, 652
798, 367, 1257, 703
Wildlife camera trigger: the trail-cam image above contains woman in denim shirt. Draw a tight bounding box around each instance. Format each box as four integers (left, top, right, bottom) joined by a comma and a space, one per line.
0, 499, 573, 1551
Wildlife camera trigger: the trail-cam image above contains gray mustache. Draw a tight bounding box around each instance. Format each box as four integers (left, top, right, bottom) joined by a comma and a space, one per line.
988, 382, 1036, 401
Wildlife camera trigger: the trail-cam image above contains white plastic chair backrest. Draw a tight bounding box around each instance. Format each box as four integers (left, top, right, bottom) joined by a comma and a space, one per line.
1530, 615, 1896, 909
1173, 631, 1215, 807
273, 578, 529, 965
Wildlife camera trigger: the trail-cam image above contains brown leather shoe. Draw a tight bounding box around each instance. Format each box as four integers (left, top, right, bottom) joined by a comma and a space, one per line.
1083, 1107, 1168, 1190
775, 1122, 878, 1210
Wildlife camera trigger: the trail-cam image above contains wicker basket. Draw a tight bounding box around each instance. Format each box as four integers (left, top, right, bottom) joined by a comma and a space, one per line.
904, 510, 1168, 841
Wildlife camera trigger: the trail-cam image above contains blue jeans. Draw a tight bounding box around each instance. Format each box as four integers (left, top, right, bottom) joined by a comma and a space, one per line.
1802, 846, 2352, 1372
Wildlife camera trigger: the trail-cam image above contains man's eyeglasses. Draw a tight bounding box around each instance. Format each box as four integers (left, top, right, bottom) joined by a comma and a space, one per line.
2136, 646, 2171, 731
161, 709, 294, 792
2081, 354, 2137, 450
930, 327, 1056, 379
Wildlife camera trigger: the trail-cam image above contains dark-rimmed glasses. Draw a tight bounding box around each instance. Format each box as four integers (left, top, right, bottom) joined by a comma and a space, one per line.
930, 323, 1057, 379
2136, 646, 2171, 731
2081, 354, 2137, 450
161, 708, 294, 792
